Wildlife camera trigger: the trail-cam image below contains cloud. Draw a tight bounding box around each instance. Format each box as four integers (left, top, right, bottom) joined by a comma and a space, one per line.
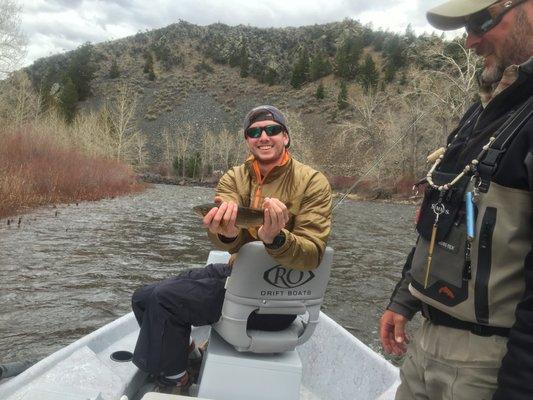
49, 0, 84, 9
18, 0, 464, 68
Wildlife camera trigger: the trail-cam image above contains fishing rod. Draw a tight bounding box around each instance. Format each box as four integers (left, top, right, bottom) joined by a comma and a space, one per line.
332, 106, 438, 211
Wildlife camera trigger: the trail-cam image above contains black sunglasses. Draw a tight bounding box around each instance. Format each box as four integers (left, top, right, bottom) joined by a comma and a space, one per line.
245, 124, 285, 139
466, 0, 525, 35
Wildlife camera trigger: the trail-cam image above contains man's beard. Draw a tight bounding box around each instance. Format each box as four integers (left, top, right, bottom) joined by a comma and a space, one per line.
480, 7, 533, 85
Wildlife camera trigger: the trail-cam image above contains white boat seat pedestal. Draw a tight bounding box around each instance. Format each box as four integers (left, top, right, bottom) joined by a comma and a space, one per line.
197, 330, 302, 400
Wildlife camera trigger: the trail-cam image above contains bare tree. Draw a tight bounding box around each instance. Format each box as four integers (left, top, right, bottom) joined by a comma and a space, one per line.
133, 132, 148, 169
162, 128, 174, 167
174, 124, 193, 177
0, 71, 41, 129
104, 82, 139, 162
216, 128, 242, 172
328, 90, 390, 176
415, 40, 480, 132
70, 109, 114, 157
200, 131, 216, 180
347, 90, 389, 152
284, 111, 315, 167
0, 0, 26, 78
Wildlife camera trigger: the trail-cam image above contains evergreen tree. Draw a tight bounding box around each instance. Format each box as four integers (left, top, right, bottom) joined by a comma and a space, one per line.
59, 76, 78, 123
362, 25, 375, 46
310, 52, 332, 81
240, 43, 249, 78
290, 66, 303, 89
359, 54, 379, 92
204, 33, 226, 64
143, 51, 156, 80
337, 80, 348, 110
152, 39, 176, 70
109, 59, 120, 78
228, 44, 240, 68
194, 60, 214, 74
372, 31, 387, 52
315, 82, 325, 99
186, 152, 202, 178
299, 47, 310, 79
67, 42, 96, 101
383, 34, 406, 82
384, 62, 397, 83
39, 67, 59, 111
335, 36, 364, 80
399, 71, 407, 86
264, 67, 278, 86
405, 24, 416, 44
143, 51, 153, 73
290, 48, 310, 89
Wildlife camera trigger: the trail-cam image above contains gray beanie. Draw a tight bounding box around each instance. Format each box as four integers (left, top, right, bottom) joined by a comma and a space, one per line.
243, 105, 290, 148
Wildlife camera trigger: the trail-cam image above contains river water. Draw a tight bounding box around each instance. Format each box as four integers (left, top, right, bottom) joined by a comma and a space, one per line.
0, 185, 418, 364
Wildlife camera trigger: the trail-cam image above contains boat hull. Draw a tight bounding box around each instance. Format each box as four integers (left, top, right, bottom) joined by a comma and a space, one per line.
0, 311, 398, 400
0, 249, 399, 399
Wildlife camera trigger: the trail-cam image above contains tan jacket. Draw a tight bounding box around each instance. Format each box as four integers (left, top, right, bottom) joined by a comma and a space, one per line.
208, 154, 332, 270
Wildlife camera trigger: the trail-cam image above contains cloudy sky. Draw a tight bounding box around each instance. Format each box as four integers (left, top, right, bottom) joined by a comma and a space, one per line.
19, 0, 463, 67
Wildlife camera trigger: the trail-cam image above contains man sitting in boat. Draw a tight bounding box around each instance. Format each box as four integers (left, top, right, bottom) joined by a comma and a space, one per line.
131, 105, 332, 393
380, 0, 533, 399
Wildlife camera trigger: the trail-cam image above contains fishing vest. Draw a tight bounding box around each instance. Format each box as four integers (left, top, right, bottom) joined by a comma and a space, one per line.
408, 97, 533, 328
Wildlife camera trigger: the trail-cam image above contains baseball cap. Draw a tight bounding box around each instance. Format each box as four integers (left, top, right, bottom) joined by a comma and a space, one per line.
427, 0, 499, 30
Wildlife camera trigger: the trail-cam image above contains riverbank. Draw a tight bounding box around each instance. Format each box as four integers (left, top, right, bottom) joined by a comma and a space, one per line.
137, 172, 218, 187
0, 132, 145, 218
333, 192, 421, 205
137, 172, 422, 203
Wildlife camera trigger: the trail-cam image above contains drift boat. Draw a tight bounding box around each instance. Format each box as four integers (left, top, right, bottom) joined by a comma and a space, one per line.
0, 246, 400, 400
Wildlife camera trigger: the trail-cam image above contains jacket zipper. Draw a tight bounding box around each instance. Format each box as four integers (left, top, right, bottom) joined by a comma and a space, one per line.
474, 207, 497, 324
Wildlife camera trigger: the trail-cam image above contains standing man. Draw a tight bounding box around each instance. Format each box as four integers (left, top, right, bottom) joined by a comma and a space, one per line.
380, 1, 533, 399
132, 105, 332, 393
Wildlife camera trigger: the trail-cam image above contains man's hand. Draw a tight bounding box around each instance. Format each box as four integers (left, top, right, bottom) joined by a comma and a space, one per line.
380, 309, 409, 356
203, 196, 240, 239
258, 197, 289, 244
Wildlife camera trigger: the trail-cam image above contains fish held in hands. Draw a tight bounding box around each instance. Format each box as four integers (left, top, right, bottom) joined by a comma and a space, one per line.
193, 203, 264, 228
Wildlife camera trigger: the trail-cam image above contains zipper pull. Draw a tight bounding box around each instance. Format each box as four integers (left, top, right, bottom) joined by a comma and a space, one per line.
463, 240, 472, 280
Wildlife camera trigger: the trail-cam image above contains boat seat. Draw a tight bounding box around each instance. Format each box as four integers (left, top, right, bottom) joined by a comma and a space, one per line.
213, 241, 333, 353
199, 242, 333, 400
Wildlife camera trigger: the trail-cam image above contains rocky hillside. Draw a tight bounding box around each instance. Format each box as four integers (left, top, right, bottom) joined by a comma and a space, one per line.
20, 19, 477, 186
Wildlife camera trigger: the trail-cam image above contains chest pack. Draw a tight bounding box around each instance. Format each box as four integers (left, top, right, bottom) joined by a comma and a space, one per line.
408, 96, 533, 328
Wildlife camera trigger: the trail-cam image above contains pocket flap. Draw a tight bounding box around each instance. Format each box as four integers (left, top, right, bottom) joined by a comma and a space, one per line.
416, 172, 469, 242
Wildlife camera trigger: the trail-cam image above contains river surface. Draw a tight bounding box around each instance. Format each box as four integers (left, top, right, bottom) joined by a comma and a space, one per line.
0, 185, 418, 364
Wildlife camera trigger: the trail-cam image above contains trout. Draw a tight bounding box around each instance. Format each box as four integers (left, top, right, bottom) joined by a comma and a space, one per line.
193, 203, 264, 228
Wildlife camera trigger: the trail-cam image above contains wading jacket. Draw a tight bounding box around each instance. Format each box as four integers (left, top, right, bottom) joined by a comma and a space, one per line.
388, 59, 533, 400
207, 154, 332, 271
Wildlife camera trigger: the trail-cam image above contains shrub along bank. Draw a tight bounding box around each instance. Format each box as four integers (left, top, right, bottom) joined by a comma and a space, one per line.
0, 130, 144, 218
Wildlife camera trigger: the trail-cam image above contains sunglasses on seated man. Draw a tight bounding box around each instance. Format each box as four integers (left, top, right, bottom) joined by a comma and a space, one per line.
465, 0, 526, 35
245, 124, 285, 139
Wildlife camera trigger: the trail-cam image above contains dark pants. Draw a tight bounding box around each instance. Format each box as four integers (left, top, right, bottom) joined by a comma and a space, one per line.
131, 263, 295, 376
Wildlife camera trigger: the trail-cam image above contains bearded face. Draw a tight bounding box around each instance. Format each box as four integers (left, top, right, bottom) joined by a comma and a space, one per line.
480, 7, 533, 85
